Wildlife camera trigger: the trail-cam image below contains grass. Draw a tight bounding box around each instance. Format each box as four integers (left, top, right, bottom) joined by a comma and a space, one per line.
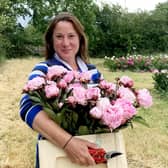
0, 57, 168, 168
91, 58, 168, 168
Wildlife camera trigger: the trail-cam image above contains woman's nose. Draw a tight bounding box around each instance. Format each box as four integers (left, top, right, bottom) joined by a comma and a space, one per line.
62, 37, 70, 46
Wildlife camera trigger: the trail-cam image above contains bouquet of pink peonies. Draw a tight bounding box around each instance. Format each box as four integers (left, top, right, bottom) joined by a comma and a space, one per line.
23, 65, 153, 135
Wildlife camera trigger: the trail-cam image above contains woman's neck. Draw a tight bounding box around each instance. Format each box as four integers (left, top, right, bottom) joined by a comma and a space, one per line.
54, 53, 80, 71
68, 60, 78, 71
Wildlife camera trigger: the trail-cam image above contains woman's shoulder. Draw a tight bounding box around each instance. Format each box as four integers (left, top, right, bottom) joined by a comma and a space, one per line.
32, 61, 49, 72
28, 61, 49, 80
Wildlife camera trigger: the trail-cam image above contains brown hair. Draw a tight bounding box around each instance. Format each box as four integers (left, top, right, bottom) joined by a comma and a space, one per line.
44, 12, 89, 63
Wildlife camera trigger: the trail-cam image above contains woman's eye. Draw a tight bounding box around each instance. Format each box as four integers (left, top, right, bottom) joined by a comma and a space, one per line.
55, 35, 63, 39
69, 34, 76, 38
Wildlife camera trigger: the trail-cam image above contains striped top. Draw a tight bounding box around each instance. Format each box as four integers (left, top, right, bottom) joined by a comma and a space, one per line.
19, 55, 102, 128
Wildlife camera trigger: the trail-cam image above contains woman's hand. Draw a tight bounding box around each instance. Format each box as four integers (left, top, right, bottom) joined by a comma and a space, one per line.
32, 111, 96, 166
64, 137, 97, 166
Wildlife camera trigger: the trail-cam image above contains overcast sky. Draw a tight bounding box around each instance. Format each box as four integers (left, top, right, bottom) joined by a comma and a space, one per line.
98, 0, 167, 12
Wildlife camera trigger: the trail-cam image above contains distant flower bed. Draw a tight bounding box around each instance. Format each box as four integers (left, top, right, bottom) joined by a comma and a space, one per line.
104, 54, 168, 72
152, 69, 168, 93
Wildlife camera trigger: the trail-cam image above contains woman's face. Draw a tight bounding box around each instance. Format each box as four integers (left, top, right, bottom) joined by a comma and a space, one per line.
53, 21, 80, 62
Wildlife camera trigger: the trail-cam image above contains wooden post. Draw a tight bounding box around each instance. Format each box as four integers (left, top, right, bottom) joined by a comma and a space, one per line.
38, 131, 128, 168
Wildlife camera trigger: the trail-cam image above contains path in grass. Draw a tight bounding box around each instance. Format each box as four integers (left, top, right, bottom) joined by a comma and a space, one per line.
0, 58, 167, 168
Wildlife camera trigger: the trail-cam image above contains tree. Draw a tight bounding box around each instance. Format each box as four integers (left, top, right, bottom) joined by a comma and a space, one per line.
151, 1, 168, 52
0, 0, 17, 59
94, 4, 124, 57
0, 0, 34, 59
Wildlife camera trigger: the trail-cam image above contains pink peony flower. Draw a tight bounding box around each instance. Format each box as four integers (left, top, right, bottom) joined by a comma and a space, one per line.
96, 97, 111, 112
57, 79, 67, 89
23, 84, 29, 92
68, 83, 82, 90
99, 80, 116, 95
152, 69, 159, 74
67, 96, 76, 106
117, 86, 136, 103
85, 87, 101, 100
89, 107, 102, 119
79, 71, 91, 82
101, 104, 124, 129
106, 83, 117, 94
99, 80, 112, 89
115, 98, 137, 123
127, 58, 134, 65
119, 76, 134, 87
63, 71, 75, 83
137, 89, 153, 108
72, 86, 87, 105
47, 65, 67, 80
44, 82, 59, 98
24, 77, 45, 91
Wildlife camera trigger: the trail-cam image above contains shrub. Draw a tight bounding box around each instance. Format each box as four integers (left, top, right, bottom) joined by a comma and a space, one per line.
152, 70, 168, 93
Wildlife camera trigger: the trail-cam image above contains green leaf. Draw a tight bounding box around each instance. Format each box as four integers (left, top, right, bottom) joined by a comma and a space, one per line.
30, 90, 41, 98
54, 113, 64, 125
66, 88, 73, 97
30, 95, 41, 103
78, 126, 89, 135
72, 111, 78, 123
43, 107, 54, 115
43, 107, 61, 124
132, 116, 150, 127
44, 102, 54, 110
94, 127, 111, 134
62, 119, 68, 130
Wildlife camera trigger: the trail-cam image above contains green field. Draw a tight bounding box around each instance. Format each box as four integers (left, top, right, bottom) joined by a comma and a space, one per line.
0, 58, 167, 168
92, 58, 168, 168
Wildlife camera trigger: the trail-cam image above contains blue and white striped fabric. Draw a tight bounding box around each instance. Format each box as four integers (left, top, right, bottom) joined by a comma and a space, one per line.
19, 54, 102, 128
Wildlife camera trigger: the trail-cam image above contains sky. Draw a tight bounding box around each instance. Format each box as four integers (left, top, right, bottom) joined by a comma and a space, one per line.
98, 0, 167, 12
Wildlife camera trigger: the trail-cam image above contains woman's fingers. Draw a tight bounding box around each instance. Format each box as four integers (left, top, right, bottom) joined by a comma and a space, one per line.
86, 141, 98, 149
64, 137, 96, 166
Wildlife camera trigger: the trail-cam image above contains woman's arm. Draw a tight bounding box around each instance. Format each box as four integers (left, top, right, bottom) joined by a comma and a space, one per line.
32, 110, 71, 147
32, 110, 96, 166
19, 62, 48, 128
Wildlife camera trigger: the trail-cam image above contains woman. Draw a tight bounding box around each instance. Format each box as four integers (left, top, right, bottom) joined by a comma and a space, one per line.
20, 12, 102, 167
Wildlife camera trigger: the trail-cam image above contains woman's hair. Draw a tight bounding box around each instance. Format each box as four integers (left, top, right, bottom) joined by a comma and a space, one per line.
44, 12, 89, 63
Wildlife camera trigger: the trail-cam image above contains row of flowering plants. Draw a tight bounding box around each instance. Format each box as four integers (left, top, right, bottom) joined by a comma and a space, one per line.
152, 69, 168, 94
104, 54, 168, 72
23, 65, 153, 135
